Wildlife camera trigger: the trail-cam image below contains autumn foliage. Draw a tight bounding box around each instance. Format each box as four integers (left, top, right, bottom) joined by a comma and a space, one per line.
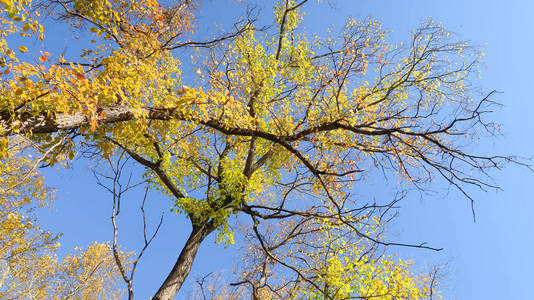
0, 0, 519, 299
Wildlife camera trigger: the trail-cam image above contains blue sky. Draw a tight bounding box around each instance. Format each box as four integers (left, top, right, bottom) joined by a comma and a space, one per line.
34, 1, 534, 299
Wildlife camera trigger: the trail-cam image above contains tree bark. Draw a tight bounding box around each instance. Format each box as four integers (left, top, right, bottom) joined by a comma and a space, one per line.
152, 222, 216, 300
0, 105, 177, 136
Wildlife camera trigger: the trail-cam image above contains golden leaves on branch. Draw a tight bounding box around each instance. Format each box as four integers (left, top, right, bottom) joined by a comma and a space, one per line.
0, 1, 503, 298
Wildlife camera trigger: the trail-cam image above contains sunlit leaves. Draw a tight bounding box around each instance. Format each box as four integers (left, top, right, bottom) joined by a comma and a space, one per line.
0, 0, 501, 297
0, 140, 128, 298
235, 214, 438, 299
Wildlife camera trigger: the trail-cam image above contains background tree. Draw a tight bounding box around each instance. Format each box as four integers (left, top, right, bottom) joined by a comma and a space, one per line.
0, 0, 524, 299
230, 210, 438, 299
0, 138, 129, 298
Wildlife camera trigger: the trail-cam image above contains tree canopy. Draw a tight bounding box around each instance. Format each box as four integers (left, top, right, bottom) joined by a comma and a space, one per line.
0, 0, 522, 299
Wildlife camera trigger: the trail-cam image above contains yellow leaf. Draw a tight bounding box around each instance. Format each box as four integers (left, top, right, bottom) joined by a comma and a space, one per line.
18, 46, 28, 53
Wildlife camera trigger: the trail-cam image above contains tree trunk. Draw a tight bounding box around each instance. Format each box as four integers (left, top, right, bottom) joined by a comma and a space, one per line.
152, 222, 216, 300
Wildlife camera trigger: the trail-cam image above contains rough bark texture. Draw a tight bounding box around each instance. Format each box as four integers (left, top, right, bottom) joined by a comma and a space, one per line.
153, 222, 216, 300
0, 105, 176, 136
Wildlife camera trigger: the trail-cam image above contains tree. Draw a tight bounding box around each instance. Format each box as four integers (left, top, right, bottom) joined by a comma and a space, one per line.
0, 138, 128, 298
229, 210, 438, 299
0, 0, 522, 299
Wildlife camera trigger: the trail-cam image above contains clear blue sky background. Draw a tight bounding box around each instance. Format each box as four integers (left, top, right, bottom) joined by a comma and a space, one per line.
35, 1, 534, 299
